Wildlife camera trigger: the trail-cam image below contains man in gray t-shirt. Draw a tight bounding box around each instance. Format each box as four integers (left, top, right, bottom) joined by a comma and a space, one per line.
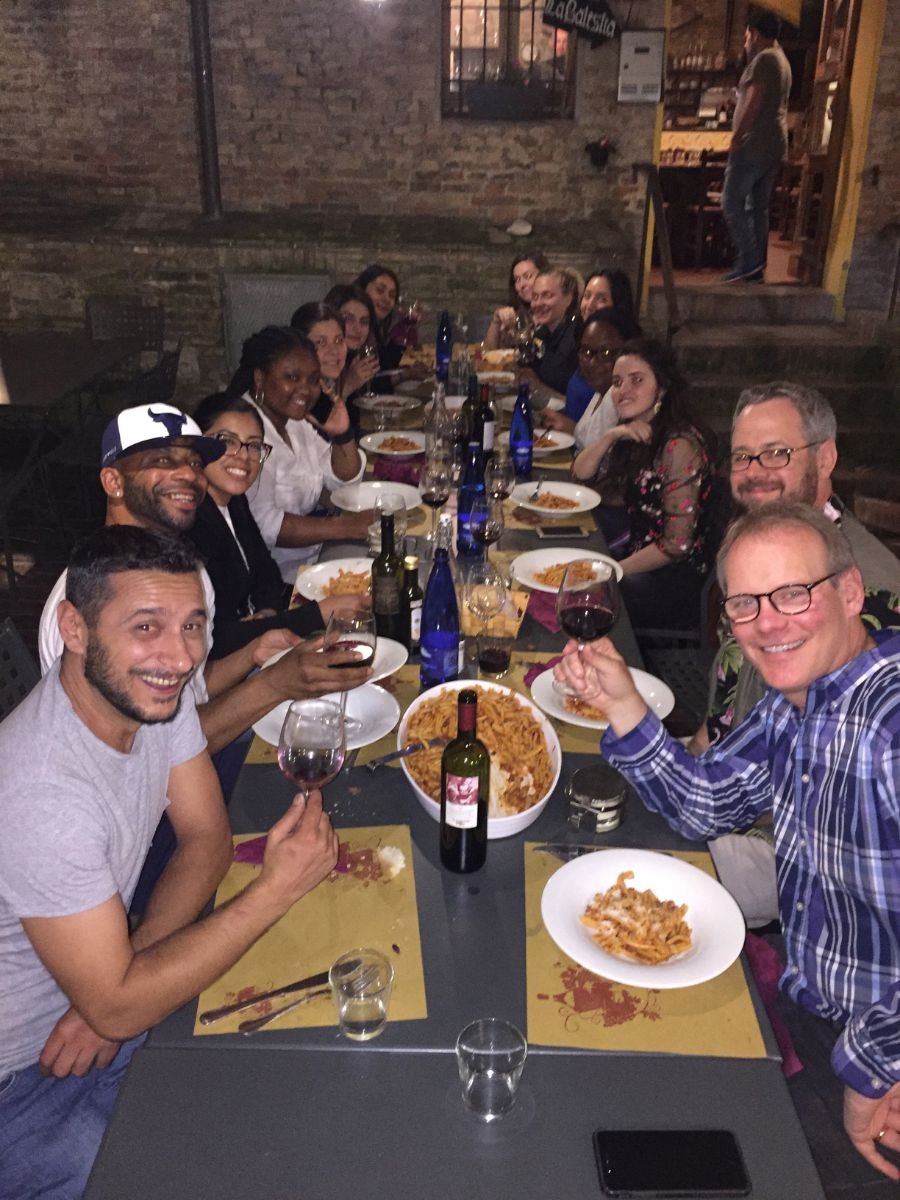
0, 526, 339, 1200
721, 11, 792, 282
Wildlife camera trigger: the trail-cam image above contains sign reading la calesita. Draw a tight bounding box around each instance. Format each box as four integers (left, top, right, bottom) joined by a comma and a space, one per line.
542, 0, 618, 45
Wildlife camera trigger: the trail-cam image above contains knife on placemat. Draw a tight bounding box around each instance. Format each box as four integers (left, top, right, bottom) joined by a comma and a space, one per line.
365, 737, 450, 772
198, 960, 360, 1026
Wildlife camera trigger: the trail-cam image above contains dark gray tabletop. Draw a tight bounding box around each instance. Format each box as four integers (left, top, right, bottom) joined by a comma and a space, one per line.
0, 331, 140, 410
85, 1047, 824, 1200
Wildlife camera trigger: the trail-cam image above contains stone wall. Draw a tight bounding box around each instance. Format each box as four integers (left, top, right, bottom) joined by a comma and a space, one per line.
0, 0, 662, 236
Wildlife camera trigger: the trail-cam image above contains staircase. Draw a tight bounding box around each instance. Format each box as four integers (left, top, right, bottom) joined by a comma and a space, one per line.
647, 283, 900, 520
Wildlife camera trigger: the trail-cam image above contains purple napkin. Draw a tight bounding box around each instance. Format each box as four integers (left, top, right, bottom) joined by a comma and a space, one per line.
743, 932, 802, 1077
527, 590, 561, 633
233, 834, 267, 865
523, 654, 562, 688
373, 456, 424, 486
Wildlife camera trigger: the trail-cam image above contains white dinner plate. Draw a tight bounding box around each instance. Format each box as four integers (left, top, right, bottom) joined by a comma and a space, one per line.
500, 393, 564, 414
359, 431, 427, 458
261, 638, 408, 688
478, 370, 516, 386
510, 548, 623, 593
355, 392, 422, 412
253, 682, 401, 752
510, 481, 602, 516
530, 666, 674, 729
540, 848, 746, 989
498, 430, 575, 457
330, 481, 423, 513
295, 557, 373, 602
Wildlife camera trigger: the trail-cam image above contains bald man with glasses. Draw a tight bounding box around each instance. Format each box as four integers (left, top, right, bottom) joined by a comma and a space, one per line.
555, 502, 900, 1185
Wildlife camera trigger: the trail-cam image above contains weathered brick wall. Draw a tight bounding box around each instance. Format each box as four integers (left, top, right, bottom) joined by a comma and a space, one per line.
0, 0, 662, 234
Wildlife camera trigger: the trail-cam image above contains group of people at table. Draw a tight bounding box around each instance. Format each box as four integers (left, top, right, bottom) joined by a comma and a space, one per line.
1, 255, 899, 1200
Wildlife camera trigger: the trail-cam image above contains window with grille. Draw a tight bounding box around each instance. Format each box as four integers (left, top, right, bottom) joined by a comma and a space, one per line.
442, 1, 577, 119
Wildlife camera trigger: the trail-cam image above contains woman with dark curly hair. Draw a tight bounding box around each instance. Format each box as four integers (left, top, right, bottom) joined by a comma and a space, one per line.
573, 338, 717, 629
227, 325, 371, 583
482, 251, 551, 350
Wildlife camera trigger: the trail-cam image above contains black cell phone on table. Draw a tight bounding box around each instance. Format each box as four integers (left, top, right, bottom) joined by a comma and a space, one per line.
536, 524, 589, 539
593, 1129, 751, 1197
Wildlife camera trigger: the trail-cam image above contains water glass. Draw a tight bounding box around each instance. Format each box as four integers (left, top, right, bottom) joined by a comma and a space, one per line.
456, 1018, 527, 1120
329, 948, 394, 1042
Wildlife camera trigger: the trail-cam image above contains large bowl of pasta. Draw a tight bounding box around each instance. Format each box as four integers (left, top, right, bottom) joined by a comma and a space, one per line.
397, 680, 562, 838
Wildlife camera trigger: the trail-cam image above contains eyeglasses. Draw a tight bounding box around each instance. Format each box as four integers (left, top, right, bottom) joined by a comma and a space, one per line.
578, 345, 618, 362
214, 432, 272, 463
723, 571, 840, 624
729, 442, 820, 472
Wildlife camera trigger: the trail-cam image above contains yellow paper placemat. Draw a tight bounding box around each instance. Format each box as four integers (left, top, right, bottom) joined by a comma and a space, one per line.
193, 824, 427, 1035
525, 845, 766, 1058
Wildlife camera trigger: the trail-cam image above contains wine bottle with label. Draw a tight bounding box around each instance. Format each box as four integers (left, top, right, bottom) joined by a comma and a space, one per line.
509, 382, 534, 478
372, 512, 404, 641
419, 515, 460, 691
440, 689, 489, 873
403, 554, 423, 653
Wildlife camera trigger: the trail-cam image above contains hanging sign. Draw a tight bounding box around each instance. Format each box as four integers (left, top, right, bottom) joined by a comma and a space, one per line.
542, 0, 619, 46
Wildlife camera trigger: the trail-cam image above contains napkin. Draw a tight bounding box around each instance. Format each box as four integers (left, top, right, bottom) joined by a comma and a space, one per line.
523, 654, 562, 688
373, 456, 424, 486
527, 590, 561, 633
743, 932, 802, 1078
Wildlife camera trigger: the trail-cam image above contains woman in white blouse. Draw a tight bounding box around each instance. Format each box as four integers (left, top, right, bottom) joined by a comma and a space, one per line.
232, 326, 372, 583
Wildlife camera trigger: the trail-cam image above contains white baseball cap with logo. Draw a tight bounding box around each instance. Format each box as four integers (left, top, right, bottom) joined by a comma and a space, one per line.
100, 404, 226, 468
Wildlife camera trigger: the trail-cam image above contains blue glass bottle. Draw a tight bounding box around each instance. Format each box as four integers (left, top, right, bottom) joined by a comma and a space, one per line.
509, 382, 534, 479
420, 516, 461, 691
456, 440, 486, 562
435, 310, 453, 384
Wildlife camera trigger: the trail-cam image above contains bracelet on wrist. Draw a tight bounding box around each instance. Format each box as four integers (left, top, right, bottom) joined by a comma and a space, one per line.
331, 428, 355, 445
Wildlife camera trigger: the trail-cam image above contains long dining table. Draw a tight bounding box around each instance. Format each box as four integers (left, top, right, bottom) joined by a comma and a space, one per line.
84, 418, 825, 1199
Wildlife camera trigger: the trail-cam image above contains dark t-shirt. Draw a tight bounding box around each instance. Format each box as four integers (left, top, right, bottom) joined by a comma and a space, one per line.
734, 44, 791, 163
536, 317, 579, 394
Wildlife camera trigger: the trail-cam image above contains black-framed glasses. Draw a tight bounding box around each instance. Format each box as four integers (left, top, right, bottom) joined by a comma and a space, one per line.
578, 345, 618, 362
729, 442, 820, 472
724, 571, 841, 624
213, 432, 272, 463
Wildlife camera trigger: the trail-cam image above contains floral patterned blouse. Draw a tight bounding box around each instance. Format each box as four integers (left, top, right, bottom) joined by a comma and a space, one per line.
623, 428, 713, 569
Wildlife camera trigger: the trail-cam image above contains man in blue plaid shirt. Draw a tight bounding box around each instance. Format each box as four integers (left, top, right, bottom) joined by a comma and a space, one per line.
556, 501, 900, 1182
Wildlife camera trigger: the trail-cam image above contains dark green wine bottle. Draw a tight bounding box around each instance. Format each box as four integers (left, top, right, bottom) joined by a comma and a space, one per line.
372, 513, 403, 641
440, 689, 489, 873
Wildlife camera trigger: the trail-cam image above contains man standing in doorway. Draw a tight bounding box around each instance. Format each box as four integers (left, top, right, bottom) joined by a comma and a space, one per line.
721, 10, 792, 283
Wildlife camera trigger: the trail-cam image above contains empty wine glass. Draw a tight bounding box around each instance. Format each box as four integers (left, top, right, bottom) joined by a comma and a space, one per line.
419, 456, 452, 546
465, 562, 507, 643
469, 495, 504, 560
554, 560, 621, 695
323, 611, 377, 735
278, 699, 346, 800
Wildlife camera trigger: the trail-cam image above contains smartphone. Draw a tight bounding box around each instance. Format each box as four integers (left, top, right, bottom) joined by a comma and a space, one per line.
593, 1129, 750, 1197
536, 525, 589, 539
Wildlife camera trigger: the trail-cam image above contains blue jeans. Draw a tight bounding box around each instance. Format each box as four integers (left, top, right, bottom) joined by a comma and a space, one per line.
721, 149, 779, 274
0, 1034, 145, 1200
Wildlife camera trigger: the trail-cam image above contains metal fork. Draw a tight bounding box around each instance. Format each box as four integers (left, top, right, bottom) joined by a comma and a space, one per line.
529, 477, 544, 501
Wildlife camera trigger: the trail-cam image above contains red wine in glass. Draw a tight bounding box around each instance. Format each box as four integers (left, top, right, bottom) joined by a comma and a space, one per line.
557, 602, 616, 643
555, 560, 621, 650
278, 744, 346, 790
329, 638, 376, 670
421, 487, 450, 509
277, 698, 346, 799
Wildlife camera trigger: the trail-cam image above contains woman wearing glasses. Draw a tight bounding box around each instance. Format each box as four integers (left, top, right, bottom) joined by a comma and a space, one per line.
189, 392, 363, 658
572, 338, 717, 631
543, 308, 636, 441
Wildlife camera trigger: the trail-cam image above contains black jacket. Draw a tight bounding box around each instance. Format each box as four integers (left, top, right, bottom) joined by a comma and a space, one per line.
189, 494, 325, 659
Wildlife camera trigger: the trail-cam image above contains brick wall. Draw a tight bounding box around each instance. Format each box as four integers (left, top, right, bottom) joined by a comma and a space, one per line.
0, 0, 662, 232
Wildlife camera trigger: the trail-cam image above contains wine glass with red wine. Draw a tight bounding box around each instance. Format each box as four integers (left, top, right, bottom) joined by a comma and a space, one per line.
555, 560, 621, 690
469, 495, 504, 560
323, 611, 377, 734
419, 456, 452, 546
278, 699, 346, 801
486, 452, 515, 502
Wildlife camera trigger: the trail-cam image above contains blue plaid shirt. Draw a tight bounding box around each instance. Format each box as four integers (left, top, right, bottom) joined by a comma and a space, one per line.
603, 629, 900, 1097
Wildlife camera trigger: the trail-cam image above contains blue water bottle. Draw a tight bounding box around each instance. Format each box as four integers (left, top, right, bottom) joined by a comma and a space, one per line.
456, 440, 486, 562
420, 516, 461, 691
509, 382, 534, 479
435, 310, 453, 383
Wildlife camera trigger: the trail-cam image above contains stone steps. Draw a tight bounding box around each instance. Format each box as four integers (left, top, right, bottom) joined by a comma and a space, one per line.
670, 323, 892, 381
649, 285, 837, 328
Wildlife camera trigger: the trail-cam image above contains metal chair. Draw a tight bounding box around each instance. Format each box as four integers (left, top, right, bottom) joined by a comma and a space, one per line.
0, 617, 40, 719
120, 340, 183, 408
85, 294, 165, 355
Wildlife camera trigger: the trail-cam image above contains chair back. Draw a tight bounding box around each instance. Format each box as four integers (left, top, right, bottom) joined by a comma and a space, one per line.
86, 295, 165, 355
123, 340, 183, 407
223, 273, 332, 375
0, 618, 40, 721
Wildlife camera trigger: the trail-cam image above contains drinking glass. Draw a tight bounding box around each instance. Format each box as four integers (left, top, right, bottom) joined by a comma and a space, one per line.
469, 495, 504, 560
465, 562, 506, 640
323, 609, 377, 727
456, 1018, 527, 1121
555, 559, 621, 649
486, 453, 515, 502
419, 456, 452, 546
277, 699, 346, 799
329, 948, 394, 1042
359, 339, 379, 398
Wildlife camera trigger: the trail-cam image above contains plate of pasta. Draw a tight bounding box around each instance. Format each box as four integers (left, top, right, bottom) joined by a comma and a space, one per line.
498, 430, 575, 456
530, 666, 674, 729
510, 481, 601, 515
359, 431, 427, 458
397, 680, 562, 838
510, 548, 623, 594
540, 848, 745, 988
294, 558, 373, 602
